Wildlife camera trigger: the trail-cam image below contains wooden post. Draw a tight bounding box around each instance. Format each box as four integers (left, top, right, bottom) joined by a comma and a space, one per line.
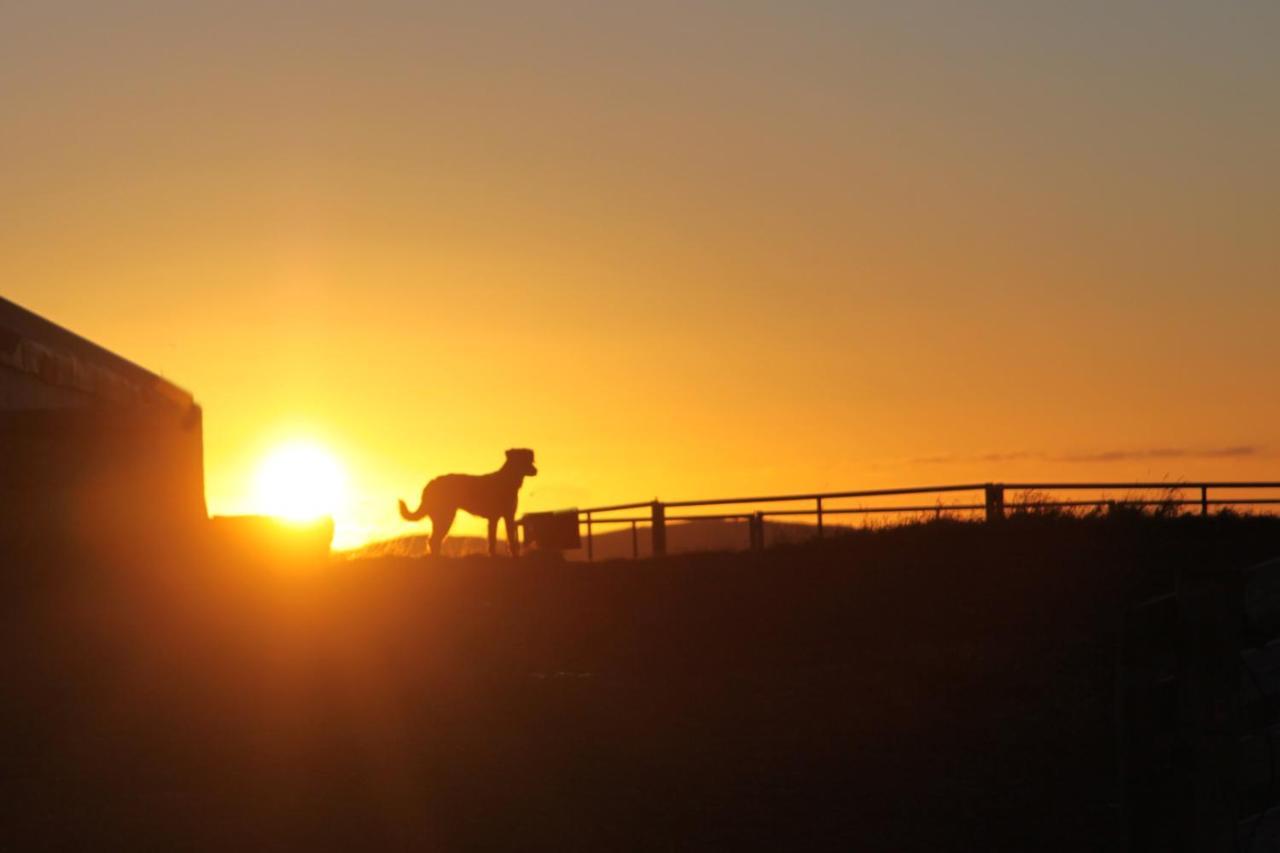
816, 497, 824, 539
1200, 486, 1208, 517
586, 511, 594, 562
651, 501, 666, 558
749, 512, 765, 551
984, 484, 1005, 523
631, 520, 638, 559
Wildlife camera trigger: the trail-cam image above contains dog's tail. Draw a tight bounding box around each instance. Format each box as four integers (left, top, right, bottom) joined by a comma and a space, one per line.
399, 488, 429, 522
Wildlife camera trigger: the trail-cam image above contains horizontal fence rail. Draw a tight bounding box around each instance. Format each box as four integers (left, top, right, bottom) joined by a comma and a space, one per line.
522, 481, 1280, 561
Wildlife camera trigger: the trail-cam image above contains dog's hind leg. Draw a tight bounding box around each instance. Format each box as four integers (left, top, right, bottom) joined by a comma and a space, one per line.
487, 517, 498, 557
429, 508, 456, 556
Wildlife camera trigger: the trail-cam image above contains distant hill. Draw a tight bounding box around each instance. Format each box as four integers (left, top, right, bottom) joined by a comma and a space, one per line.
343, 518, 830, 560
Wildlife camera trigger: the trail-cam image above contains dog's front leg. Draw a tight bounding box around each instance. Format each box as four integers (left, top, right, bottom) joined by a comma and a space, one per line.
487, 517, 499, 557
505, 514, 519, 558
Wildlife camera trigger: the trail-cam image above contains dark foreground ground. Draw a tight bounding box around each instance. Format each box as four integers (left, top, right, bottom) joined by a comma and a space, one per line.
5, 514, 1280, 851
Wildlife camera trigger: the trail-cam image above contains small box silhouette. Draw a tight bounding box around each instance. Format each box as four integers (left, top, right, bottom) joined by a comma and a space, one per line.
522, 510, 582, 551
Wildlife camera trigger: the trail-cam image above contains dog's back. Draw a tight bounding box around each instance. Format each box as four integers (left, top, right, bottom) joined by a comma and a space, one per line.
424, 472, 511, 519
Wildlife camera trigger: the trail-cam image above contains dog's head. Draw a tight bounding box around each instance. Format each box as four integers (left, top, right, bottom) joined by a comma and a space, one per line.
505, 448, 538, 477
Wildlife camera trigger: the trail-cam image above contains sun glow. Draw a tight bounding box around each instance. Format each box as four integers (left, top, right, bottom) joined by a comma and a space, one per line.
252, 441, 347, 523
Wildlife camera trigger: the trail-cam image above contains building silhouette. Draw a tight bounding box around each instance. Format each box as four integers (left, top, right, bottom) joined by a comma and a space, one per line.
0, 295, 205, 545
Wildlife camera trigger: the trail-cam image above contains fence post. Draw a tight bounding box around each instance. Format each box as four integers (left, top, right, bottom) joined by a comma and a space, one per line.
651, 501, 666, 558
816, 497, 824, 539
631, 520, 639, 559
585, 512, 594, 561
749, 512, 765, 551
984, 483, 1005, 523
1200, 486, 1208, 517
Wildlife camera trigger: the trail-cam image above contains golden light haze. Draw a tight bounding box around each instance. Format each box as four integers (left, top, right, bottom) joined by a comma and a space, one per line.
4, 3, 1278, 546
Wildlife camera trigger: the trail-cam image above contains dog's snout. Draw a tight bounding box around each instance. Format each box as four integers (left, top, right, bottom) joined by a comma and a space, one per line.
529, 465, 538, 476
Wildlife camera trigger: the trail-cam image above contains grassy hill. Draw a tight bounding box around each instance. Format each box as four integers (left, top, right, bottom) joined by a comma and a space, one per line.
6, 512, 1280, 850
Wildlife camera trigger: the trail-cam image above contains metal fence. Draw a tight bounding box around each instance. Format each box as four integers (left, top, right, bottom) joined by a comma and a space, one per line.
537, 482, 1280, 561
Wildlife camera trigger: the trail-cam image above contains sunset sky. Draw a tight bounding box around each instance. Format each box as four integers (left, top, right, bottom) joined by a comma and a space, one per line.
4, 2, 1278, 547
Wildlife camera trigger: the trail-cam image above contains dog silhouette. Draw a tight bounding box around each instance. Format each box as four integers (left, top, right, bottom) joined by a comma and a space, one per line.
398, 448, 537, 556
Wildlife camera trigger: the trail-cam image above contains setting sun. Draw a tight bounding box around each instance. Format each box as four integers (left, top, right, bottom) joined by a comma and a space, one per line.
251, 441, 347, 523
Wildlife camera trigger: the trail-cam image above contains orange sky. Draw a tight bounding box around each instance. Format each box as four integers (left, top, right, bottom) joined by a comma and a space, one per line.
4, 3, 1278, 547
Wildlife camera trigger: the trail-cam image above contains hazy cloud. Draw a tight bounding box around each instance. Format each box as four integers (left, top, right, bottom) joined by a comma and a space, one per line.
1058, 446, 1261, 463
911, 446, 1263, 465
